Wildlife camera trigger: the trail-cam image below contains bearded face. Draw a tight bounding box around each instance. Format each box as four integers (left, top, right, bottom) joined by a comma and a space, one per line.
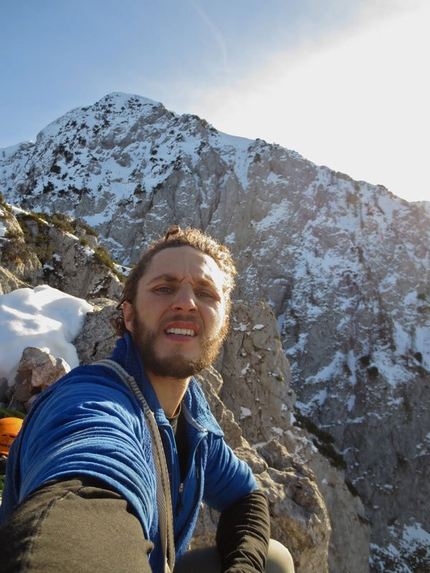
123, 246, 230, 383
131, 311, 228, 379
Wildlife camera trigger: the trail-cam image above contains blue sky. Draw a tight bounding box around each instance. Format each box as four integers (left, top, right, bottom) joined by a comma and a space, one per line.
1, 0, 429, 202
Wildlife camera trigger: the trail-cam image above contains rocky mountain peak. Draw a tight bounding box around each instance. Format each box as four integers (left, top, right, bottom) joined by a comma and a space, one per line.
1, 92, 430, 571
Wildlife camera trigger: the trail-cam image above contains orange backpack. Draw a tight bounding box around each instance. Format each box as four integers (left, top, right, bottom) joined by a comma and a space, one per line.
0, 417, 24, 456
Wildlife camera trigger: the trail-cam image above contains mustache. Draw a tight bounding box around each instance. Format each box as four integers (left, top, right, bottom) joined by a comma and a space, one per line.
160, 314, 203, 328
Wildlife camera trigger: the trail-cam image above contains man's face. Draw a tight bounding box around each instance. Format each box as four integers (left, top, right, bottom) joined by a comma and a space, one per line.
123, 246, 229, 380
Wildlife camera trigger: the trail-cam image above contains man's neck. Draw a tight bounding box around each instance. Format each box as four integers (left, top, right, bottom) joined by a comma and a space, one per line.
147, 373, 190, 418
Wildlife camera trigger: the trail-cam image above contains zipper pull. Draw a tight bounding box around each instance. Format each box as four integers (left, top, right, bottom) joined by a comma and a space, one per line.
176, 483, 184, 516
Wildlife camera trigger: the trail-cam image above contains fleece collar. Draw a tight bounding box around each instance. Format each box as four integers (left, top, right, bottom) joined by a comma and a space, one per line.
110, 334, 224, 437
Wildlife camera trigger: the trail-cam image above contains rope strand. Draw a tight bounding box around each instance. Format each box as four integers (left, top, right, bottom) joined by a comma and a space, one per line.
95, 359, 175, 573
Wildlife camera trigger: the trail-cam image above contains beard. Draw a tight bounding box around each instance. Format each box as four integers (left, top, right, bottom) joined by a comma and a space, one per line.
131, 312, 228, 379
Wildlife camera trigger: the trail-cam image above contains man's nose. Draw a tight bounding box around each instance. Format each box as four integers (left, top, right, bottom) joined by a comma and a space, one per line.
172, 285, 197, 312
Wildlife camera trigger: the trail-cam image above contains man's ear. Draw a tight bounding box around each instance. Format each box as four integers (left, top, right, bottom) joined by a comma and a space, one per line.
122, 301, 134, 333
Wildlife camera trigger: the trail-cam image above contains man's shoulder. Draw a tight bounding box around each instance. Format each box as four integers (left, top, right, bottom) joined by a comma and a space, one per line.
30, 361, 137, 412
22, 361, 145, 442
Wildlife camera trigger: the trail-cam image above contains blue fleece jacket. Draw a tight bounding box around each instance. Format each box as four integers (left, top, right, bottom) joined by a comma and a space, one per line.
0, 334, 257, 571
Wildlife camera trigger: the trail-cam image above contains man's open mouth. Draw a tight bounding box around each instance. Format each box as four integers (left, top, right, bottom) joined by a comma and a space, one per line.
166, 328, 196, 337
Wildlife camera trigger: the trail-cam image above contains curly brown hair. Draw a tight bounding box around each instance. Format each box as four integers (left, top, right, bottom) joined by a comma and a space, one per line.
112, 225, 237, 336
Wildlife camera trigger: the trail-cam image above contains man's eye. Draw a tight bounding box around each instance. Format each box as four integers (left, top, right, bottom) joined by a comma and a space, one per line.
154, 286, 172, 294
197, 291, 215, 299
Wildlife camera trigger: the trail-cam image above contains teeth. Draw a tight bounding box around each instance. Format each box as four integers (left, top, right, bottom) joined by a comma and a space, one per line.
167, 328, 196, 336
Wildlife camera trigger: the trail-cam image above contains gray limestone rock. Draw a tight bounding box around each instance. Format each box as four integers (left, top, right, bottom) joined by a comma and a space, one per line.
10, 346, 69, 411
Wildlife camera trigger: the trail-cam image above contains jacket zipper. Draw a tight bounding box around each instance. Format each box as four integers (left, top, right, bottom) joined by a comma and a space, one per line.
176, 482, 184, 516
175, 443, 203, 517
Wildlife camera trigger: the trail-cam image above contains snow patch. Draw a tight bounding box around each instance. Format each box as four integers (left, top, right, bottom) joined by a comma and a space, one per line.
0, 285, 93, 385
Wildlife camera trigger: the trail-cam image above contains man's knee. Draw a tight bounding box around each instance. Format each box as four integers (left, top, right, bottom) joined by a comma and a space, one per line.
267, 539, 295, 573
174, 539, 294, 573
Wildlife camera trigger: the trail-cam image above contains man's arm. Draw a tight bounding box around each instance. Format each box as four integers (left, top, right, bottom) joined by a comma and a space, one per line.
216, 489, 270, 573
0, 477, 154, 573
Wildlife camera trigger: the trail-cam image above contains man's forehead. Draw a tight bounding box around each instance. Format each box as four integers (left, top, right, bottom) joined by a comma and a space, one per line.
146, 246, 223, 283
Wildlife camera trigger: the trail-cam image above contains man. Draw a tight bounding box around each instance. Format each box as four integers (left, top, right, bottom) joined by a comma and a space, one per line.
0, 226, 294, 573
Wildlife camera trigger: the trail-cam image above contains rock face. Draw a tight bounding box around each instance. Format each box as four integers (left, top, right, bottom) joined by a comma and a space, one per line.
0, 202, 123, 301
1, 92, 430, 570
9, 347, 70, 411
213, 301, 370, 573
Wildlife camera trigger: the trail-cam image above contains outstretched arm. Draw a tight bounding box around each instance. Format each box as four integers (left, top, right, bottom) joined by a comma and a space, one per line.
216, 489, 270, 573
0, 477, 154, 573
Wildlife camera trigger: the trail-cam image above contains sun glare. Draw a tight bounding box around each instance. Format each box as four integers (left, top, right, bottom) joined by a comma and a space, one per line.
195, 2, 429, 202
